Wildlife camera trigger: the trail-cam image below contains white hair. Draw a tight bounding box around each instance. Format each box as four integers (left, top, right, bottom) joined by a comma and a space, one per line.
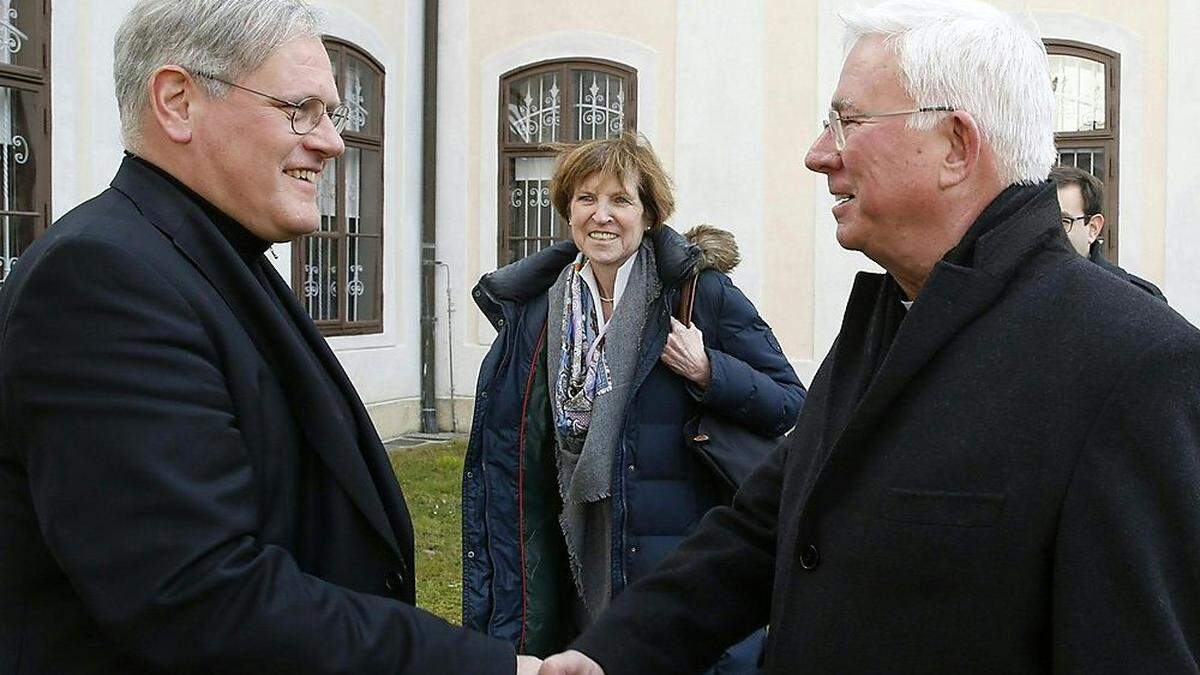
114, 0, 322, 152
840, 0, 1057, 185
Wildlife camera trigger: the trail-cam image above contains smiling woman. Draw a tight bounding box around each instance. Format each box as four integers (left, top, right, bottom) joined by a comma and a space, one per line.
464, 132, 806, 670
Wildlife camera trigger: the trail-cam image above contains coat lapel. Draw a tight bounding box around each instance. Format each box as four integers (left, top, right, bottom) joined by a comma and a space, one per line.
816, 185, 1062, 490
263, 265, 412, 554
110, 158, 403, 558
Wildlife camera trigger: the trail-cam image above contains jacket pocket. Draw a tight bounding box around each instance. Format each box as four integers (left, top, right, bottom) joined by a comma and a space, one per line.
882, 487, 1005, 527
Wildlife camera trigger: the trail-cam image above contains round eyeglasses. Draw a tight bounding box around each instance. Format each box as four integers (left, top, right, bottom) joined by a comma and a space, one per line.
193, 71, 351, 135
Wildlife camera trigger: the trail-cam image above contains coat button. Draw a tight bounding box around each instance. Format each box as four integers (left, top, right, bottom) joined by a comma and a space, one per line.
799, 543, 820, 571
496, 318, 506, 327
466, 550, 476, 559
384, 570, 405, 592
473, 288, 482, 297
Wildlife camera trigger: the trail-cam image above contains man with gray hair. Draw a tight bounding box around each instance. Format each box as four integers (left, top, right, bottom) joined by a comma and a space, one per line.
541, 1, 1200, 673
0, 1, 534, 672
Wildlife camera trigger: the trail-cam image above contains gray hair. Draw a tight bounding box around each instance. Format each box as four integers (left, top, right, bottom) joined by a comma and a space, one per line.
840, 0, 1057, 186
114, 0, 322, 152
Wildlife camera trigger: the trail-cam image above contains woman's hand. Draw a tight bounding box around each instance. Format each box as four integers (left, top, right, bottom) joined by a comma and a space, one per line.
660, 316, 712, 389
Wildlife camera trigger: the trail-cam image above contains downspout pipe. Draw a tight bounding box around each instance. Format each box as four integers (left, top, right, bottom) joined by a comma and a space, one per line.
419, 0, 440, 433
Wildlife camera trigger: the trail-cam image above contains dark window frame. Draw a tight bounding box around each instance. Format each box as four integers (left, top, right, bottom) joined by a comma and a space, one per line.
1046, 39, 1120, 262
497, 58, 637, 267
0, 0, 51, 288
292, 37, 385, 337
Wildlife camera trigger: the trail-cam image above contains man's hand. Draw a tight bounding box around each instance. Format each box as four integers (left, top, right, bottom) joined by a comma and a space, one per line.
538, 650, 605, 675
660, 316, 712, 388
517, 654, 543, 674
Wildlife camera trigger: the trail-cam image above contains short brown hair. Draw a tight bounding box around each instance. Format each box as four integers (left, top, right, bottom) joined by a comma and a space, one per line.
549, 131, 675, 230
1049, 165, 1104, 217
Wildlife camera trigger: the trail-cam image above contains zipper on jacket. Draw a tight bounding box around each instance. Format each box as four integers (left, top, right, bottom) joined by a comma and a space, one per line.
514, 322, 547, 652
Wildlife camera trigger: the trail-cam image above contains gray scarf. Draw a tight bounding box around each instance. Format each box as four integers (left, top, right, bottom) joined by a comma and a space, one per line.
547, 241, 658, 621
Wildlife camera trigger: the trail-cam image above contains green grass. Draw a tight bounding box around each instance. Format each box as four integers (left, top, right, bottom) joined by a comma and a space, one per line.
388, 439, 467, 624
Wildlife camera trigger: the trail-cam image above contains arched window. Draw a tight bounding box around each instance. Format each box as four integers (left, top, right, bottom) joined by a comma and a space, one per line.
498, 58, 636, 265
1046, 40, 1120, 261
293, 38, 384, 336
0, 0, 50, 290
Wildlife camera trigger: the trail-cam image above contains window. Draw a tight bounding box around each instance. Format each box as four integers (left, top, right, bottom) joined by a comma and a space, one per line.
292, 38, 384, 336
1046, 40, 1120, 261
0, 0, 50, 291
498, 58, 636, 266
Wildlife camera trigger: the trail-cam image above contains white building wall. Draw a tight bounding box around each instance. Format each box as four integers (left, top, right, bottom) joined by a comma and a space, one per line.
1165, 0, 1200, 326
673, 0, 766, 306
44, 1, 1195, 437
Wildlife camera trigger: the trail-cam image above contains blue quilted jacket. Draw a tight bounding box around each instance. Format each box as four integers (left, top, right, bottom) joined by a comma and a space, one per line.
462, 226, 805, 662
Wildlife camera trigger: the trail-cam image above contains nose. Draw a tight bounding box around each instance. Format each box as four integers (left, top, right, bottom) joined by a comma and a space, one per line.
592, 202, 614, 224
804, 127, 840, 175
304, 115, 346, 159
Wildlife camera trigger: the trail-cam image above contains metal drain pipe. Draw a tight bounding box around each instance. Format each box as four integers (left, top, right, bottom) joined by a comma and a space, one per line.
418, 0, 440, 433
431, 260, 458, 432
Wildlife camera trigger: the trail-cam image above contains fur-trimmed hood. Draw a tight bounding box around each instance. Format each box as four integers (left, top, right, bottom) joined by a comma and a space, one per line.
682, 223, 740, 274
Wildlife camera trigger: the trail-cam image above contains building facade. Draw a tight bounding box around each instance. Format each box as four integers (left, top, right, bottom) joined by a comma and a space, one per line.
11, 0, 1199, 437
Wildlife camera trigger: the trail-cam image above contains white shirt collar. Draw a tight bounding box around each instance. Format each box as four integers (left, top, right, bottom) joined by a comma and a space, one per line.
580, 253, 639, 327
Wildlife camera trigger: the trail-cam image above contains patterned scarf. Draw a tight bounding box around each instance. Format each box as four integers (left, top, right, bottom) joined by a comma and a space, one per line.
547, 243, 656, 621
553, 254, 613, 440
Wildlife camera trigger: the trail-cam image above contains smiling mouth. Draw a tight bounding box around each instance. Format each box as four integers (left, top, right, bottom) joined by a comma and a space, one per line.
833, 193, 855, 206
588, 231, 619, 241
284, 168, 318, 183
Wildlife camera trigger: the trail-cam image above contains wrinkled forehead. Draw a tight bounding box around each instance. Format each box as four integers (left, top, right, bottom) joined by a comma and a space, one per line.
831, 36, 909, 112
251, 38, 339, 101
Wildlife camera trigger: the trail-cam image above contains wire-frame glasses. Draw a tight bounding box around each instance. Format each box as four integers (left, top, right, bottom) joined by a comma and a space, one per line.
194, 71, 351, 135
822, 106, 955, 151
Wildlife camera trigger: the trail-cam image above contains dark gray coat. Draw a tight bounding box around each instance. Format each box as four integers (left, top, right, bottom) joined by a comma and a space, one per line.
573, 183, 1200, 673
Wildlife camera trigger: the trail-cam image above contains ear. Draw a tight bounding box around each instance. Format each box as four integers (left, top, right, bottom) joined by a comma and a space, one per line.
938, 110, 982, 189
147, 66, 198, 145
1086, 213, 1105, 244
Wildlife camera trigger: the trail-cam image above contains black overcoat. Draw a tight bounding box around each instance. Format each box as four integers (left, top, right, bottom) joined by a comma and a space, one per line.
573, 184, 1200, 673
0, 158, 512, 673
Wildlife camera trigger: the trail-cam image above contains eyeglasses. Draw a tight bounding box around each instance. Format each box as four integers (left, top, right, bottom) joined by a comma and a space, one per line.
1061, 214, 1092, 233
193, 72, 350, 135
821, 106, 955, 151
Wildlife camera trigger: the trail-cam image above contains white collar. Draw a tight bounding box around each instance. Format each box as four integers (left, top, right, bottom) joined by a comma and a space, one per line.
581, 253, 638, 327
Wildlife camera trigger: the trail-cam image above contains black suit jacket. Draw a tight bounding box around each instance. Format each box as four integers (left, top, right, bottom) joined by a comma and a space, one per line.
572, 184, 1200, 673
0, 158, 512, 673
1088, 241, 1168, 302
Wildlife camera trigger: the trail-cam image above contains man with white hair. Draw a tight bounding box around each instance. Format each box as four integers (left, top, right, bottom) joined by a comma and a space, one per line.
0, 1, 536, 672
540, 1, 1200, 672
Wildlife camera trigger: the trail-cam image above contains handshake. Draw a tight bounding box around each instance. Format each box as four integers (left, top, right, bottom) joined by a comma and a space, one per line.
517, 650, 603, 675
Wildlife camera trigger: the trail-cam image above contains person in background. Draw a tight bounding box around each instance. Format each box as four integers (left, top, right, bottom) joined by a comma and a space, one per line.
539, 1, 1200, 673
0, 1, 531, 672
1049, 164, 1167, 301
465, 131, 805, 673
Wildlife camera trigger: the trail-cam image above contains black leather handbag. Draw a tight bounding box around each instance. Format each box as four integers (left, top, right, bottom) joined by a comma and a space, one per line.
676, 274, 784, 496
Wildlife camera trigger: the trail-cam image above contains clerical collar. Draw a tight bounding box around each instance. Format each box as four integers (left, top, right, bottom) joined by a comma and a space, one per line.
126, 152, 271, 265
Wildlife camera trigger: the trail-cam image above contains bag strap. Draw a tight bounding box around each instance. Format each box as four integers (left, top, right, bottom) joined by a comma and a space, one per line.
675, 273, 700, 327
